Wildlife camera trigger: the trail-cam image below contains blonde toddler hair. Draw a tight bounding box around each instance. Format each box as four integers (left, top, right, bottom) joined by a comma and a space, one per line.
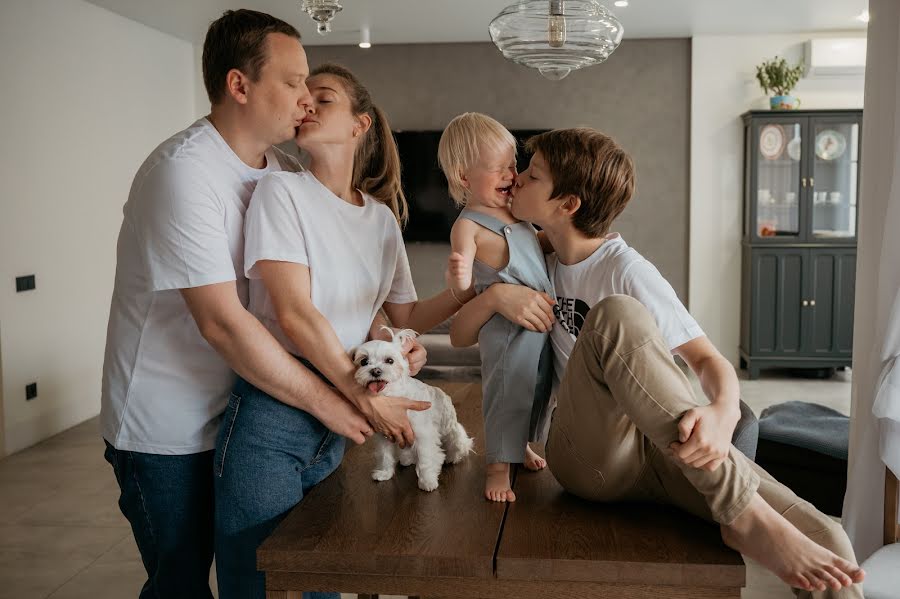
437, 112, 517, 206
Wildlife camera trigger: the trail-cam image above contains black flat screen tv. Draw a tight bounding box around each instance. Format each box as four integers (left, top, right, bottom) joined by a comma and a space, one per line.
394, 129, 548, 242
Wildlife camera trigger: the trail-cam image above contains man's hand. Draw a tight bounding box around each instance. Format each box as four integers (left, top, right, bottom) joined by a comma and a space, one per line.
357, 393, 431, 449
402, 336, 427, 376
306, 394, 374, 446
669, 403, 740, 471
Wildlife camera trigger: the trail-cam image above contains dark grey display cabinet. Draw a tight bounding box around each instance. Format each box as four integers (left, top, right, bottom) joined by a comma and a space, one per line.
740, 109, 861, 379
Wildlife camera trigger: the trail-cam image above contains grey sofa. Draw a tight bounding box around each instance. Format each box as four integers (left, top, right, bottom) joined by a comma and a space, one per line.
417, 318, 481, 380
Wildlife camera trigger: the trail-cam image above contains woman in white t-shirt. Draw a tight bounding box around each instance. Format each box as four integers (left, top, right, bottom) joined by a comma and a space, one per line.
213, 64, 470, 599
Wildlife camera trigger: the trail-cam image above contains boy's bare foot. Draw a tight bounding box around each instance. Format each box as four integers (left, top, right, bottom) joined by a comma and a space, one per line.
524, 444, 546, 471
722, 494, 865, 592
485, 462, 515, 502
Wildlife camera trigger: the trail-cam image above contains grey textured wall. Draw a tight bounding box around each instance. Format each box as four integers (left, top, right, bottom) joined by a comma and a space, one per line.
306, 39, 691, 300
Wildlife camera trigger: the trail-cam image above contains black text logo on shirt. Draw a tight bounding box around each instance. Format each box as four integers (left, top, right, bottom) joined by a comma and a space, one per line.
554, 297, 592, 338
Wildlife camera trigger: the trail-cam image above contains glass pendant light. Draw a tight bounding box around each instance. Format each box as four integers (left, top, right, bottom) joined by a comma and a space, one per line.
300, 0, 343, 35
489, 0, 624, 80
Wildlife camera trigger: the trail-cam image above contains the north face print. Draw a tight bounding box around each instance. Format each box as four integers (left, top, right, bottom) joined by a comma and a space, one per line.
554, 297, 592, 338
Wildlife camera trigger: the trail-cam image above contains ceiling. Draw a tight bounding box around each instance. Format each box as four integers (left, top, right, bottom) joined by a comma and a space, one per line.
85, 0, 868, 47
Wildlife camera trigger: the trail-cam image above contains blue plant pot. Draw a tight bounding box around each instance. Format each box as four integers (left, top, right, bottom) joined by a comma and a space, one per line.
770, 95, 800, 110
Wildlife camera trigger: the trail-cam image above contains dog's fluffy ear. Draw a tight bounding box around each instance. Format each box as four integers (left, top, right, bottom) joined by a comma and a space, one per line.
378, 325, 395, 341
348, 346, 360, 363
394, 328, 419, 347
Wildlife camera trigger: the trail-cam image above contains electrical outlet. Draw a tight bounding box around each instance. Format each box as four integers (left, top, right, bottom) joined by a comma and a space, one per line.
26, 382, 37, 400
16, 275, 36, 293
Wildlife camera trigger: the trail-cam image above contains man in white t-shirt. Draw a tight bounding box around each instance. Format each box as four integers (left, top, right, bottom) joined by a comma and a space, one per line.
100, 10, 388, 598
450, 129, 864, 598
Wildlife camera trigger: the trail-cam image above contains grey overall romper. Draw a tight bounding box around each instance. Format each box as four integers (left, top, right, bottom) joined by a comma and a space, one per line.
458, 208, 555, 464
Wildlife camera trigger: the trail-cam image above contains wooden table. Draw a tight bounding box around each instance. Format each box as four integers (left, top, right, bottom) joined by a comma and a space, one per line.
258, 382, 745, 598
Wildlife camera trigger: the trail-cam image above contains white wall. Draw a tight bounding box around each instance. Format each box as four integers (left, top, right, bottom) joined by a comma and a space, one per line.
0, 0, 196, 455
689, 33, 865, 365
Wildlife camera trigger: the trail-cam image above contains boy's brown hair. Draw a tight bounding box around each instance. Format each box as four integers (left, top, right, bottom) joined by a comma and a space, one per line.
525, 128, 635, 238
202, 9, 301, 104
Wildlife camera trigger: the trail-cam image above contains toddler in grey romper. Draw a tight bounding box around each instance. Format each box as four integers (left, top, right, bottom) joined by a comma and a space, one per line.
457, 208, 554, 464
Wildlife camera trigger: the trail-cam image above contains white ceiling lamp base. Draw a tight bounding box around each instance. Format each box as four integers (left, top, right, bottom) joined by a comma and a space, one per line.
489, 0, 624, 80
300, 0, 343, 35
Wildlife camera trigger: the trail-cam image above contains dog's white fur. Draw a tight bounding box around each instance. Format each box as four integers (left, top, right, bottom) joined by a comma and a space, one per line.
351, 329, 474, 491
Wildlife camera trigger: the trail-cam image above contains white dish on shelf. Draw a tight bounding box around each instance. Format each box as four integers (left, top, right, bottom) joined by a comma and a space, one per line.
815, 129, 847, 161
760, 124, 786, 160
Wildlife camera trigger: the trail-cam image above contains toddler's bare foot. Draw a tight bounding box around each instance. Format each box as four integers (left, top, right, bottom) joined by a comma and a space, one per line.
722, 494, 865, 592
524, 444, 546, 471
485, 462, 515, 502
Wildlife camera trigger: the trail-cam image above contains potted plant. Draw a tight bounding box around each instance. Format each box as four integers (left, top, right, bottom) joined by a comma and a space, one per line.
755, 56, 805, 110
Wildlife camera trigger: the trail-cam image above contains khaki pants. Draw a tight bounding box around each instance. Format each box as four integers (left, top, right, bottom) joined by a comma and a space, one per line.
545, 295, 861, 599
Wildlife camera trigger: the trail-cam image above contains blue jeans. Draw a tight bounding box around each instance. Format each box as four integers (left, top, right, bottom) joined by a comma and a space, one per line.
103, 441, 215, 599
214, 377, 346, 599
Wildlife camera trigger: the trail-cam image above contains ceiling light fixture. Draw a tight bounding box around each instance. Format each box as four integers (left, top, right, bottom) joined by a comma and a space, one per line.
359, 27, 371, 49
614, 1, 629, 7
489, 0, 624, 81
300, 0, 343, 35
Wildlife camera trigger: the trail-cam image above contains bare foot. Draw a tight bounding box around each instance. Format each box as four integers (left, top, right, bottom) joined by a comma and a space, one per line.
722, 494, 865, 592
485, 462, 515, 502
524, 444, 546, 471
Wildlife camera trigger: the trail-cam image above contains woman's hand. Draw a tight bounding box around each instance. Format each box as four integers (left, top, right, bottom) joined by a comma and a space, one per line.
490, 284, 556, 333
402, 337, 427, 376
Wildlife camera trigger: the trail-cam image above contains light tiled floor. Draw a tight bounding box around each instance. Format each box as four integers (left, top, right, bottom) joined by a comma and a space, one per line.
0, 369, 853, 599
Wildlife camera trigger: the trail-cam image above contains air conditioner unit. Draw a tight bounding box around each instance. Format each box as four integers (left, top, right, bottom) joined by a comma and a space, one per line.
804, 38, 867, 78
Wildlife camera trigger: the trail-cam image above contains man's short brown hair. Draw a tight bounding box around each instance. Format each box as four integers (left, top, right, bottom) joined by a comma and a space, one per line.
202, 9, 301, 104
526, 128, 635, 238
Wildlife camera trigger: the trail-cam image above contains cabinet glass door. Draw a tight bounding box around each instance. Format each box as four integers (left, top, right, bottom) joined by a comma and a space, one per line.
754, 120, 803, 239
809, 120, 860, 240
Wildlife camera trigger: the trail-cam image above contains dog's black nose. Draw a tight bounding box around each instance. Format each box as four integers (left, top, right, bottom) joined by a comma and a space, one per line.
371, 368, 382, 378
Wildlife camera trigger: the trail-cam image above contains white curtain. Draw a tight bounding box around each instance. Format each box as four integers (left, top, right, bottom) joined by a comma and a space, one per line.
843, 0, 900, 562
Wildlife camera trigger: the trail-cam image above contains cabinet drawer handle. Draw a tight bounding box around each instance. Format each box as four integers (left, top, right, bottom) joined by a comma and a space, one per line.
802, 177, 807, 187
810, 300, 816, 307
810, 177, 815, 187
803, 300, 810, 307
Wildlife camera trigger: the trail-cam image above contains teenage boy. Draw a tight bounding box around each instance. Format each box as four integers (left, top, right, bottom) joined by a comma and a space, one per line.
449, 128, 864, 598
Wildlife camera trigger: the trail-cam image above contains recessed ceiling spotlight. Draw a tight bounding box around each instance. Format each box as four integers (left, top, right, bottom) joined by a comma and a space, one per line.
855, 9, 870, 23
614, 0, 629, 6
359, 27, 371, 49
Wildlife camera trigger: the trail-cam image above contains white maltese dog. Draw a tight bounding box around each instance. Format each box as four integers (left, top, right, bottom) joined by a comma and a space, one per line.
351, 329, 474, 492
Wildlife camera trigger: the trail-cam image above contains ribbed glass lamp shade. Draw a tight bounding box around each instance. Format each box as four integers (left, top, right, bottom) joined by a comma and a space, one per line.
300, 0, 343, 34
489, 0, 624, 80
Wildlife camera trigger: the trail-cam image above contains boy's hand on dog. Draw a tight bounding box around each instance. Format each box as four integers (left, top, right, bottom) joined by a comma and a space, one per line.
669, 404, 739, 471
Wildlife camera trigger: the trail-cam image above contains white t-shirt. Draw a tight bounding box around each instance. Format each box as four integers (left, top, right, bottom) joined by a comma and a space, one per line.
244, 170, 417, 355
101, 118, 302, 455
548, 233, 704, 390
